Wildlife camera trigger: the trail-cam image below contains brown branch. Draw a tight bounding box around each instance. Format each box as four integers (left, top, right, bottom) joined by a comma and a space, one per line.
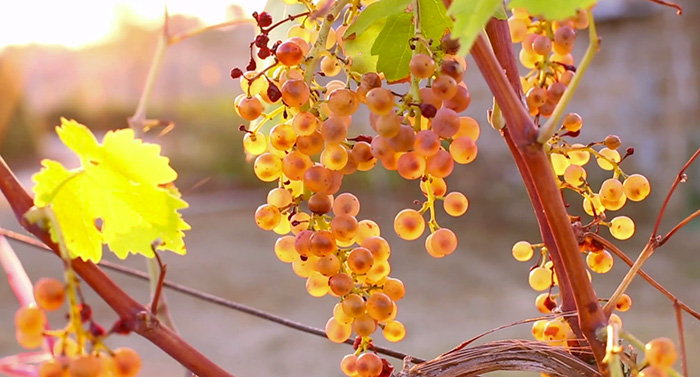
643, 0, 683, 14
398, 340, 601, 377
0, 156, 233, 377
658, 208, 700, 247
651, 148, 700, 238
674, 302, 688, 377
589, 233, 700, 321
471, 22, 608, 373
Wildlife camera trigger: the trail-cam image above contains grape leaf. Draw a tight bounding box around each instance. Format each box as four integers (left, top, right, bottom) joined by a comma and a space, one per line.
372, 13, 413, 82
448, 0, 502, 56
418, 0, 452, 42
343, 0, 412, 39
32, 118, 190, 262
508, 0, 597, 20
342, 18, 385, 74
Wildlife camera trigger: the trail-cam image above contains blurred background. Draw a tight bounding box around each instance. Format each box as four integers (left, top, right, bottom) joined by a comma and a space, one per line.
1, 0, 700, 376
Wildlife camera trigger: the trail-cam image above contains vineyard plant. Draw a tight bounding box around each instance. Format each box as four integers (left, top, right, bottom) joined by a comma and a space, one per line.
0, 0, 697, 377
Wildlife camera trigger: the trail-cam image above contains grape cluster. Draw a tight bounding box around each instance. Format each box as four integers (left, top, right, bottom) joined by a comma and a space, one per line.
506, 6, 655, 351
14, 278, 142, 377
233, 3, 481, 374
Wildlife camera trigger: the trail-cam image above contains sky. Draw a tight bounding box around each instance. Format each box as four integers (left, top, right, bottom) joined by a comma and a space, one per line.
0, 0, 269, 49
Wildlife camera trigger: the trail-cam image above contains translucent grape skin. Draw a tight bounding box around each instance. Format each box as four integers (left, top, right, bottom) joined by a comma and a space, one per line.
394, 209, 425, 241
33, 278, 65, 311
645, 337, 677, 368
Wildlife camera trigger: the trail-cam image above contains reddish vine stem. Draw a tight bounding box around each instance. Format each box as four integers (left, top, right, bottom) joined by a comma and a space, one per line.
471, 25, 609, 374
150, 252, 167, 315
644, 0, 683, 14
651, 148, 700, 238
674, 301, 688, 377
0, 157, 233, 377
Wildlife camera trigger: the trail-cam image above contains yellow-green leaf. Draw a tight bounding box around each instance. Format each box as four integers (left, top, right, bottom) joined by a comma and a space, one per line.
32, 118, 190, 262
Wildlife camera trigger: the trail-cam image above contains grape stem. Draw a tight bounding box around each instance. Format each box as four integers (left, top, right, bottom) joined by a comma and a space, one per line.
536, 9, 599, 144
674, 302, 689, 377
603, 323, 623, 377
618, 329, 683, 377
303, 0, 352, 84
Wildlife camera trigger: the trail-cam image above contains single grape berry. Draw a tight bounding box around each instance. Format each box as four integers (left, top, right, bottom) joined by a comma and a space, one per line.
256, 11, 273, 28
230, 68, 243, 79
254, 34, 269, 48
266, 83, 282, 102
418, 103, 437, 118
257, 47, 272, 59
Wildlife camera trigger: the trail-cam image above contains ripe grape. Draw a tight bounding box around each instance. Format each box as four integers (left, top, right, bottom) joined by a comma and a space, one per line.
550, 153, 570, 175
431, 75, 458, 100
267, 188, 293, 208
15, 306, 46, 335
535, 292, 555, 313
409, 53, 436, 79
347, 247, 374, 274
276, 40, 304, 66
373, 112, 401, 138
355, 220, 381, 244
563, 164, 587, 186
609, 216, 635, 240
254, 204, 281, 231
623, 174, 651, 201
321, 116, 349, 144
253, 153, 282, 182
547, 82, 567, 103
328, 88, 359, 116
426, 150, 454, 178
425, 228, 458, 257
597, 148, 621, 170
274, 236, 297, 263
526, 87, 547, 109
583, 194, 605, 216
329, 273, 354, 296
443, 192, 468, 216
553, 26, 576, 55
605, 134, 622, 150
282, 150, 313, 181
361, 236, 391, 261
532, 35, 552, 56
420, 176, 447, 197
292, 111, 319, 136
296, 130, 324, 156
243, 132, 267, 156
397, 152, 426, 180
442, 84, 471, 112
567, 143, 590, 165
600, 178, 624, 202
543, 318, 570, 343
562, 113, 583, 132
366, 88, 394, 115
34, 278, 65, 311
432, 108, 460, 138
419, 87, 442, 109
331, 214, 358, 242
269, 124, 296, 151
340, 354, 358, 377
394, 209, 425, 240
645, 337, 677, 368
38, 359, 66, 377
235, 96, 263, 121
352, 313, 377, 337
356, 353, 382, 377
316, 254, 341, 276
113, 347, 142, 377
310, 230, 336, 256
508, 16, 528, 43
455, 116, 480, 141
290, 212, 311, 235
240, 71, 268, 95
306, 271, 330, 297
304, 165, 333, 193
414, 130, 440, 157
16, 329, 43, 349
320, 56, 342, 76
366, 260, 391, 283
281, 79, 310, 108
531, 319, 548, 340
331, 193, 359, 216
325, 317, 351, 343
529, 267, 553, 291
292, 254, 318, 277
586, 250, 614, 273
370, 136, 395, 161
366, 292, 394, 321
385, 125, 416, 152
512, 241, 534, 262
68, 355, 103, 377
382, 278, 405, 301
441, 56, 466, 81
602, 193, 627, 211
383, 320, 406, 342
615, 293, 632, 312
450, 136, 478, 164
321, 144, 349, 171
519, 47, 539, 69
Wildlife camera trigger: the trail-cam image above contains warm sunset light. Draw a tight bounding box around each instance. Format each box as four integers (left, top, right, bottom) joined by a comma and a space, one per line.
0, 0, 267, 49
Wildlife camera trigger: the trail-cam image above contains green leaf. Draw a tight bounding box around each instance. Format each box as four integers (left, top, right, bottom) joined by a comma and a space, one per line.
372, 13, 413, 82
343, 18, 385, 74
32, 119, 190, 262
508, 0, 597, 20
494, 5, 508, 20
343, 0, 412, 38
418, 0, 452, 42
448, 0, 503, 56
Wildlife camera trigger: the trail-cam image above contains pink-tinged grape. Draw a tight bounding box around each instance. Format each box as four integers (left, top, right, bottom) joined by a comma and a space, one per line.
645, 337, 677, 368
329, 273, 354, 296
394, 209, 425, 240
567, 143, 590, 165
310, 230, 336, 256
386, 125, 417, 153
419, 87, 442, 109
366, 292, 394, 322
235, 95, 263, 121
547, 82, 567, 104
292, 111, 320, 136
531, 319, 548, 340
366, 87, 395, 115
512, 241, 534, 262
414, 130, 441, 157
325, 317, 351, 343
425, 228, 458, 258
443, 192, 468, 216
282, 150, 313, 181
396, 152, 426, 180
600, 178, 624, 202
420, 176, 447, 197
274, 236, 297, 263
553, 26, 576, 55
276, 39, 304, 66
426, 149, 454, 178
443, 84, 471, 112
321, 144, 349, 171
315, 254, 341, 276
15, 306, 47, 336
455, 116, 480, 141
383, 320, 406, 342
308, 193, 332, 214
269, 124, 296, 151
526, 87, 547, 109
373, 112, 401, 138
355, 353, 382, 377
563, 164, 587, 186
333, 193, 360, 216
609, 216, 635, 240
290, 212, 310, 234
586, 250, 614, 273
331, 214, 358, 242
535, 293, 556, 314
409, 53, 436, 79
243, 132, 267, 155
253, 153, 282, 182
583, 194, 605, 217
34, 278, 65, 312
254, 204, 281, 231
361, 236, 391, 261
113, 347, 142, 377
352, 313, 377, 337
605, 134, 622, 150
321, 116, 348, 145
431, 75, 458, 100
296, 130, 324, 156
306, 271, 330, 297
615, 293, 632, 312
596, 147, 621, 171
38, 359, 66, 377
382, 278, 405, 301
328, 88, 359, 116
562, 113, 582, 132
431, 108, 460, 137
340, 354, 358, 377
623, 174, 651, 201
281, 79, 310, 108
355, 220, 381, 244
529, 267, 553, 291
267, 187, 293, 208
550, 153, 570, 176
304, 165, 333, 194
532, 34, 552, 56
449, 136, 478, 164
347, 247, 374, 274
352, 141, 374, 163
370, 136, 395, 161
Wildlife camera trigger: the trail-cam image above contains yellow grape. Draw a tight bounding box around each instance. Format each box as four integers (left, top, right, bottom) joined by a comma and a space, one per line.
583, 194, 605, 217
361, 236, 391, 261
243, 132, 267, 156
254, 204, 281, 231
609, 216, 635, 240
586, 250, 614, 273
623, 174, 651, 201
382, 278, 405, 301
645, 337, 677, 368
352, 313, 377, 337
340, 354, 358, 377
325, 317, 352, 343
366, 292, 394, 321
396, 151, 426, 180
567, 143, 590, 165
562, 113, 582, 132
519, 47, 539, 69
549, 153, 570, 176
320, 56, 342, 77
306, 271, 330, 297
383, 320, 406, 342
15, 306, 46, 335
273, 216, 290, 236
443, 192, 468, 216
253, 153, 282, 182
269, 124, 297, 151
528, 267, 553, 291
347, 247, 375, 274
356, 353, 382, 377
274, 236, 297, 263
355, 220, 380, 244
596, 147, 621, 171
321, 144, 349, 171
601, 194, 627, 211
333, 302, 353, 325
34, 278, 65, 312
615, 293, 632, 312
599, 178, 624, 202
394, 209, 425, 241
68, 355, 103, 377
563, 164, 587, 186
291, 254, 318, 278
289, 212, 311, 234
535, 293, 556, 314
240, 71, 268, 96
112, 347, 142, 377
329, 273, 354, 296
425, 228, 458, 258
508, 16, 528, 43
38, 360, 65, 377
331, 214, 359, 242
53, 336, 79, 356
511, 241, 534, 262
267, 187, 293, 208
366, 259, 391, 283
292, 111, 320, 136
531, 319, 548, 340
449, 136, 478, 165
543, 318, 571, 345
16, 329, 43, 349
420, 176, 447, 197
455, 116, 480, 142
